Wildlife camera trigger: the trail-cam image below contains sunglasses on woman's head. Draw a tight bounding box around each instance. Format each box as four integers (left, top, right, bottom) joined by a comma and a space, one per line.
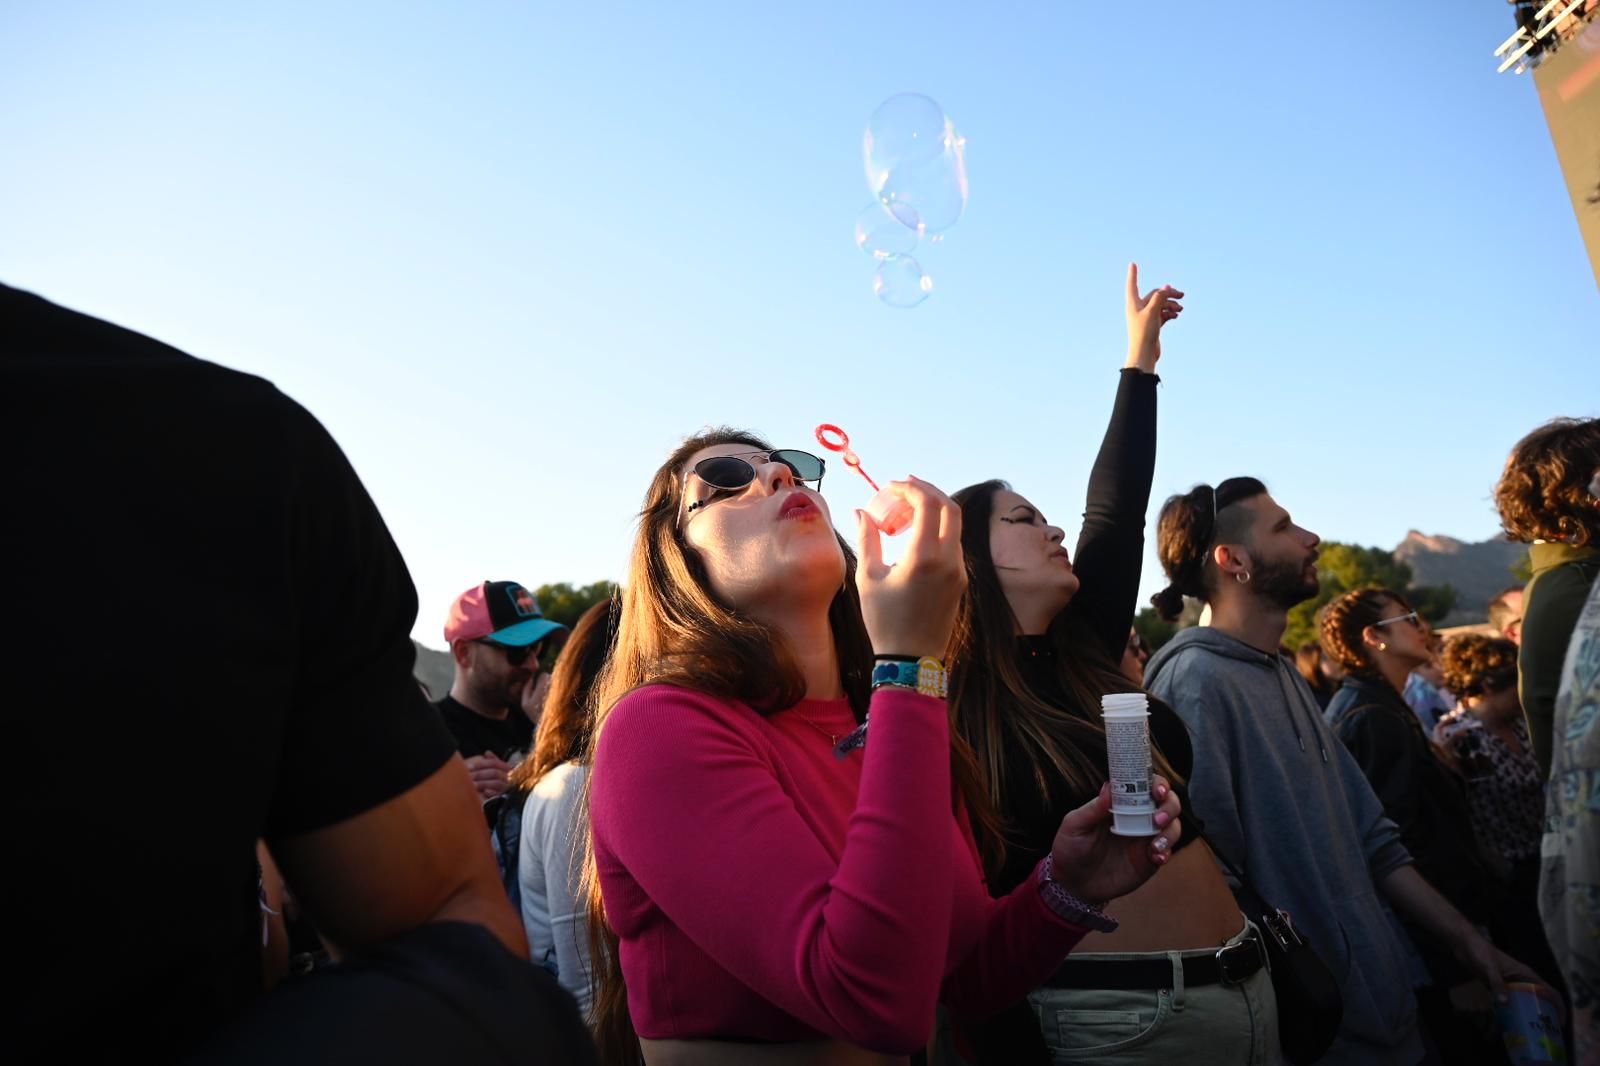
679, 449, 826, 525
1372, 611, 1424, 630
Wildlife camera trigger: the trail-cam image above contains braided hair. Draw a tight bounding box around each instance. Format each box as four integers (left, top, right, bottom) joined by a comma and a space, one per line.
1318, 587, 1411, 679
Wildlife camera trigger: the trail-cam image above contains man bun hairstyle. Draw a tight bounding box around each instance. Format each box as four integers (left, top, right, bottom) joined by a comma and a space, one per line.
1152, 477, 1268, 621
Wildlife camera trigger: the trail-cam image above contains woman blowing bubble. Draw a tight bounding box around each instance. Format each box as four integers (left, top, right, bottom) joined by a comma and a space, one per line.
583, 425, 1180, 1065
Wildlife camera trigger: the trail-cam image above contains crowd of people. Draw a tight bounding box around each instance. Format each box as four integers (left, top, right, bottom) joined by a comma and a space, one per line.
6, 273, 1596, 1066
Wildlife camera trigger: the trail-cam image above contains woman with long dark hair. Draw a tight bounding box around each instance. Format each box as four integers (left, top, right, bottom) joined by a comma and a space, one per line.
584, 429, 1181, 1065
509, 597, 622, 1017
944, 268, 1277, 1064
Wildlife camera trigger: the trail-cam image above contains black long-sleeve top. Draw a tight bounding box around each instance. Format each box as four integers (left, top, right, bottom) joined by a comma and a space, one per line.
989, 369, 1197, 895
958, 369, 1196, 1066
1325, 676, 1500, 922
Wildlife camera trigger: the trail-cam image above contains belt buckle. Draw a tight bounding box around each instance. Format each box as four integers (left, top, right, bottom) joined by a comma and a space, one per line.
1214, 936, 1260, 986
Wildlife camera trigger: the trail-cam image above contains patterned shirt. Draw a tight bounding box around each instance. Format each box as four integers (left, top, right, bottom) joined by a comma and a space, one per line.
1540, 577, 1599, 1043
1437, 711, 1543, 867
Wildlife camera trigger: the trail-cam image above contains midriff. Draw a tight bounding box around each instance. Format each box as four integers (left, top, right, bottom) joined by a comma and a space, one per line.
1076, 840, 1245, 953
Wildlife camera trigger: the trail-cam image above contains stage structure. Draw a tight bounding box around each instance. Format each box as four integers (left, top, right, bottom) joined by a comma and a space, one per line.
1496, 1, 1600, 288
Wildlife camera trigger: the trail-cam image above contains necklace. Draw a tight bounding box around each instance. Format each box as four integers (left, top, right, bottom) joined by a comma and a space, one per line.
790, 708, 841, 745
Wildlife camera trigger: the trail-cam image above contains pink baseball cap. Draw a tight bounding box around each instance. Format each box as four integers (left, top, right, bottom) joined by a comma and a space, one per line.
444, 580, 567, 647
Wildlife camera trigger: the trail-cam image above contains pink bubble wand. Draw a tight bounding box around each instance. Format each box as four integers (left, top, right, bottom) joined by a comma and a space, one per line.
815, 423, 913, 535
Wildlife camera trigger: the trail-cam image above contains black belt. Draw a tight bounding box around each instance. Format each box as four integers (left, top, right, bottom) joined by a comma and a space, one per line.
1046, 933, 1266, 991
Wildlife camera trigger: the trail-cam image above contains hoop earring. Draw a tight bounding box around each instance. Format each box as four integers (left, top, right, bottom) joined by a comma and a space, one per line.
1235, 570, 1252, 584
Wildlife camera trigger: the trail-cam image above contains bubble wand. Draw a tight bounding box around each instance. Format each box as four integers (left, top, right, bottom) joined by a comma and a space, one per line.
814, 423, 913, 535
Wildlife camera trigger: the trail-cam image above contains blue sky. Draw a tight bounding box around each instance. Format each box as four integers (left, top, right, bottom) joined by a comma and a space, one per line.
4, 2, 1595, 646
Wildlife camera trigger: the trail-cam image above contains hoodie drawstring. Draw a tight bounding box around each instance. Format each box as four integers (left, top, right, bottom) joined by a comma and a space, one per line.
1272, 657, 1330, 763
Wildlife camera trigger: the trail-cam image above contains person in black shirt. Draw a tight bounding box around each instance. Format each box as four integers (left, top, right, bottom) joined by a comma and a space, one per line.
1319, 586, 1543, 1061
435, 580, 567, 799
944, 267, 1273, 1064
1, 283, 597, 1065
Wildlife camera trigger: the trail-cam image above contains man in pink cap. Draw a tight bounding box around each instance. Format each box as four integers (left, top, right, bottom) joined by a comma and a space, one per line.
437, 580, 568, 800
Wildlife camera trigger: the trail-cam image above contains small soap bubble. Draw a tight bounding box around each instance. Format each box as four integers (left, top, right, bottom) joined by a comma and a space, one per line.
873, 254, 933, 309
853, 202, 918, 259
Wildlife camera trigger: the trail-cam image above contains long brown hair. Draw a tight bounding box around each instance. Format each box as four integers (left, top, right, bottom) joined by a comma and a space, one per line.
582, 428, 993, 1064
507, 597, 621, 794
947, 480, 1176, 883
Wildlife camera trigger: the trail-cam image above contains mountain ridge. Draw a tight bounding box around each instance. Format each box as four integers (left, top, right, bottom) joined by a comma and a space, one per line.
1392, 530, 1527, 624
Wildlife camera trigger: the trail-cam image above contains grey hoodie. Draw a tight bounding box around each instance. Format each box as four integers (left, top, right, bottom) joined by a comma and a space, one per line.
1145, 626, 1423, 1066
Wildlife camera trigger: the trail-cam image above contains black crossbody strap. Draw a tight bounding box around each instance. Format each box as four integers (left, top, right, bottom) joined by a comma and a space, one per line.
1196, 826, 1273, 917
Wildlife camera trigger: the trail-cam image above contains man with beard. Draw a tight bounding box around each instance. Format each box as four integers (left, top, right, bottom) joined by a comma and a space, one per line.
1143, 478, 1525, 1066
437, 580, 567, 800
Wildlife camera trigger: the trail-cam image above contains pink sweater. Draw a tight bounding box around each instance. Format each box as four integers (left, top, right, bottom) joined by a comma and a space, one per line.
590, 684, 1089, 1052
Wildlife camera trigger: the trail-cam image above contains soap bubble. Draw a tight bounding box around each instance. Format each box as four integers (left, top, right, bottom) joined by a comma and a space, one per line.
874, 254, 932, 308
876, 125, 966, 234
859, 93, 965, 307
864, 93, 967, 236
864, 93, 947, 195
853, 202, 919, 259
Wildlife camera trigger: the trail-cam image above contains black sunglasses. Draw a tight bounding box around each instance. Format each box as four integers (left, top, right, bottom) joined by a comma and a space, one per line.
681, 449, 826, 522
476, 639, 543, 667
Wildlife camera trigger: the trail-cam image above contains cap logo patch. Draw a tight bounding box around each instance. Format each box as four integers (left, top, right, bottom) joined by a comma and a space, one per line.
508, 586, 542, 618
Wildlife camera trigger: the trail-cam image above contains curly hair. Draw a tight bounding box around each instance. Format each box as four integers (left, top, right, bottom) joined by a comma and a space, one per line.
1438, 634, 1518, 700
1151, 477, 1268, 621
1319, 587, 1412, 677
1493, 417, 1599, 547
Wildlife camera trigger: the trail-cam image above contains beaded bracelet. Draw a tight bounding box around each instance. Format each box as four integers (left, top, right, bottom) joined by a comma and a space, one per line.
1037, 855, 1119, 933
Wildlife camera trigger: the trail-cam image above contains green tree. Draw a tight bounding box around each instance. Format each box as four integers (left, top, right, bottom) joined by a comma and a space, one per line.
1315, 543, 1412, 594
1282, 542, 1456, 650
1133, 607, 1177, 652
533, 580, 620, 629
1407, 584, 1458, 625
1133, 599, 1204, 652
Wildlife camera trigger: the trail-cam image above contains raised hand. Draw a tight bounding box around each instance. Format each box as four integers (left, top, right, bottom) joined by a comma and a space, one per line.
854, 476, 966, 661
1124, 262, 1185, 373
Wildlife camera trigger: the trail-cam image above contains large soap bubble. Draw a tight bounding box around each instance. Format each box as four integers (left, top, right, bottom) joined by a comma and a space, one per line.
864, 93, 947, 195
864, 93, 968, 236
